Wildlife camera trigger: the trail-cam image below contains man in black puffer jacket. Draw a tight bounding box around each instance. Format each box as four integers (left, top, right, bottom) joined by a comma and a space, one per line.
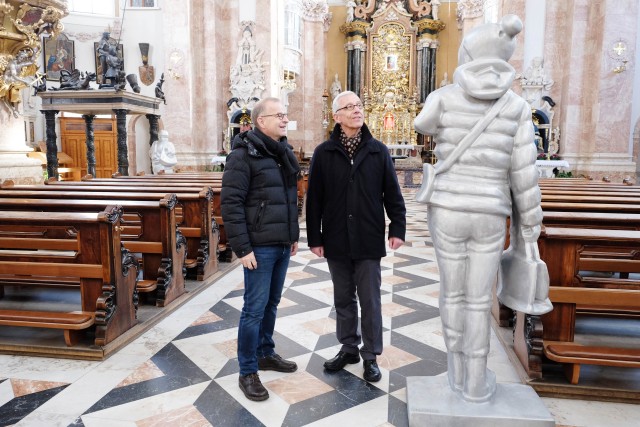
221, 97, 300, 402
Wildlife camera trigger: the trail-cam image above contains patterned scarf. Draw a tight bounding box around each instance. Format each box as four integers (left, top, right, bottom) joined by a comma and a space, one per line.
340, 128, 362, 160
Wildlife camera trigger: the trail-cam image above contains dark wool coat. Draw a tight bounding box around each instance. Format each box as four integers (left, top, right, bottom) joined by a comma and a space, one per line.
305, 124, 406, 260
220, 129, 300, 258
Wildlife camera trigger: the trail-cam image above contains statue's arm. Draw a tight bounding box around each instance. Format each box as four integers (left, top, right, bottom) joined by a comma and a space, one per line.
509, 99, 543, 233
414, 90, 443, 135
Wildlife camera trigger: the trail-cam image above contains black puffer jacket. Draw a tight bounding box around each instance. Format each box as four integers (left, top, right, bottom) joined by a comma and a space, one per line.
221, 128, 300, 258
306, 123, 406, 260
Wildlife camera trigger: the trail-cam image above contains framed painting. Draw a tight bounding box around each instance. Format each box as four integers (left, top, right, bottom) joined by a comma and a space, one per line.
385, 54, 398, 71
94, 40, 124, 85
43, 33, 75, 80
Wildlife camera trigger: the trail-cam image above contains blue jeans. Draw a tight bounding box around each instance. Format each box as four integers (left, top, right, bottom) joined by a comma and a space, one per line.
237, 244, 291, 376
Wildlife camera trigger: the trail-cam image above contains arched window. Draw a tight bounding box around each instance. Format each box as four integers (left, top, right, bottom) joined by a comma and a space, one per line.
284, 5, 302, 51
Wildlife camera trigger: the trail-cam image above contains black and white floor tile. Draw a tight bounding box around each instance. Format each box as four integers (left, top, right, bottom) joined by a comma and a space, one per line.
0, 190, 638, 426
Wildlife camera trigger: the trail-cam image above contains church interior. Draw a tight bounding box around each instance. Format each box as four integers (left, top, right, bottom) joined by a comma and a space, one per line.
0, 0, 640, 426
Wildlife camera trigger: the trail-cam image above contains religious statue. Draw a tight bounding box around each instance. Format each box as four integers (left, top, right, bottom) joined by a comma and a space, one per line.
439, 71, 450, 88
52, 70, 96, 91
228, 22, 266, 110
155, 73, 166, 104
0, 49, 36, 118
522, 56, 554, 89
330, 73, 342, 99
236, 26, 263, 67
414, 15, 551, 403
430, 0, 441, 20
346, 0, 356, 23
151, 130, 178, 174
96, 32, 111, 84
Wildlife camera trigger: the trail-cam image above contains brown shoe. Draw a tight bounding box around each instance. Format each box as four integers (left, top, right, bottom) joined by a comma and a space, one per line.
258, 354, 298, 373
239, 373, 269, 401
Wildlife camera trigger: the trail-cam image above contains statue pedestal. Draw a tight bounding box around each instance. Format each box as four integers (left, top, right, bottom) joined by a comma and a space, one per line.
406, 376, 555, 427
0, 110, 43, 185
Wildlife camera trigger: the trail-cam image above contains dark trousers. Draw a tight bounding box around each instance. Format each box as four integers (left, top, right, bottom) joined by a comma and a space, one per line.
327, 258, 382, 361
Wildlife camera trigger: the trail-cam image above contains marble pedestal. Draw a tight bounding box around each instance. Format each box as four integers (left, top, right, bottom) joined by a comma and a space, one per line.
0, 110, 43, 185
406, 376, 555, 427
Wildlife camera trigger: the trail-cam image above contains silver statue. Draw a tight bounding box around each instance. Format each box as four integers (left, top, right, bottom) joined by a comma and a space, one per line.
414, 14, 551, 403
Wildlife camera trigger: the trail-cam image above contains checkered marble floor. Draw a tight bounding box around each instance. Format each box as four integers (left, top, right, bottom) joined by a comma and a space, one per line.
1, 189, 639, 426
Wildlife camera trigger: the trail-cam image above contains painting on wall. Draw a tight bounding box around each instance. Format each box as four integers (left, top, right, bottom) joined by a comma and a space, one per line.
94, 40, 124, 85
43, 33, 75, 80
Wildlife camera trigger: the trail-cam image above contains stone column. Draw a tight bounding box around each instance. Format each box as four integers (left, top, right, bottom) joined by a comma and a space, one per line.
42, 110, 59, 181
146, 114, 160, 146
415, 18, 446, 103
341, 20, 369, 99
113, 109, 130, 176
83, 114, 96, 178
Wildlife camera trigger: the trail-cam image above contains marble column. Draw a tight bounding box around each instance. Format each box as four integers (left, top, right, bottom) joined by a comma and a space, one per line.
42, 110, 59, 181
345, 39, 366, 98
146, 114, 160, 146
83, 114, 96, 178
114, 109, 130, 176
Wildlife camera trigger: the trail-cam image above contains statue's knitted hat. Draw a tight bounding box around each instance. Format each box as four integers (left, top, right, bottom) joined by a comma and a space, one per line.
458, 14, 522, 64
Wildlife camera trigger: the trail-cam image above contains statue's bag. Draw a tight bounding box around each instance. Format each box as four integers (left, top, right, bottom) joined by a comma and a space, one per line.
497, 210, 553, 315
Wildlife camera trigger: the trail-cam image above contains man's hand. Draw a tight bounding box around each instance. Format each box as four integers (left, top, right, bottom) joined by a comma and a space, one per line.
310, 246, 324, 258
291, 241, 299, 256
388, 237, 404, 250
521, 225, 541, 242
240, 252, 257, 270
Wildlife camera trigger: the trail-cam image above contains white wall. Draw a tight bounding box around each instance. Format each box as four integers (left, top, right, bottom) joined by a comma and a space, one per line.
34, 5, 165, 173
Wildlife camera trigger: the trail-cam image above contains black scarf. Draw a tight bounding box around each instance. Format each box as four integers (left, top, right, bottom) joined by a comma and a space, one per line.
249, 128, 300, 186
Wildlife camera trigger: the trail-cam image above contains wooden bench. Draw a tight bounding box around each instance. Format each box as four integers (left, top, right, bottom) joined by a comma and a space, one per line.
0, 188, 219, 280
0, 207, 138, 346
0, 195, 186, 307
46, 179, 231, 262
513, 227, 640, 384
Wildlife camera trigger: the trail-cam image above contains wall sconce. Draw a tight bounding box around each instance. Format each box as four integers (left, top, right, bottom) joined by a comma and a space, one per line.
609, 39, 629, 74
167, 48, 184, 79
321, 89, 329, 129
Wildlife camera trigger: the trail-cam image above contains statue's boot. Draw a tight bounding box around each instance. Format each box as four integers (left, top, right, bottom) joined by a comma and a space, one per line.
462, 356, 496, 402
447, 351, 464, 393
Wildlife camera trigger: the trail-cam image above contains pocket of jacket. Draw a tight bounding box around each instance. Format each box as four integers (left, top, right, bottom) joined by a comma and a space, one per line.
254, 200, 267, 230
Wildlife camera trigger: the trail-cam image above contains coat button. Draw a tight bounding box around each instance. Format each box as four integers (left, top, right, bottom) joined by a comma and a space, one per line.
348, 214, 353, 220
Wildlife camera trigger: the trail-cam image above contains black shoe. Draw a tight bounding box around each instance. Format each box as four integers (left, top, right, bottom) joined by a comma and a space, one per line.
363, 360, 382, 382
258, 354, 298, 373
323, 351, 360, 371
239, 373, 269, 401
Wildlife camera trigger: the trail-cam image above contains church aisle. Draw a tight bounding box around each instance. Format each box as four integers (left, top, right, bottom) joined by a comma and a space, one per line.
0, 190, 638, 426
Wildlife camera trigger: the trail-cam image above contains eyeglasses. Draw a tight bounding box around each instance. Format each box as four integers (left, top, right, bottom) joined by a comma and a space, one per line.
260, 113, 288, 120
335, 103, 363, 113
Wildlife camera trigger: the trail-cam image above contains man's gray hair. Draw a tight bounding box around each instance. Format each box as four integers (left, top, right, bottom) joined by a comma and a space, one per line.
332, 91, 358, 113
251, 97, 281, 128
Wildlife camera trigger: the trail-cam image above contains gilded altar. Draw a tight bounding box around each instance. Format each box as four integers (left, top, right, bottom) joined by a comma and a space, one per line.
362, 3, 420, 160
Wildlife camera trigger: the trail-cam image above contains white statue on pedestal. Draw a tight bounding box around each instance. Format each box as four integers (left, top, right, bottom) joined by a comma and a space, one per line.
330, 73, 342, 100
414, 14, 552, 404
151, 130, 178, 174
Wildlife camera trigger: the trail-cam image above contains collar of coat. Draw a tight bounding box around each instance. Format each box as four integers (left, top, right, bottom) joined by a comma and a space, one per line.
232, 128, 291, 158
327, 123, 380, 154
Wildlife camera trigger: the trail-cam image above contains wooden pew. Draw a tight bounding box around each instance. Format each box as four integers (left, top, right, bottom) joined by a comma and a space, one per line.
0, 188, 219, 280
0, 196, 186, 307
513, 227, 640, 384
0, 207, 138, 346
